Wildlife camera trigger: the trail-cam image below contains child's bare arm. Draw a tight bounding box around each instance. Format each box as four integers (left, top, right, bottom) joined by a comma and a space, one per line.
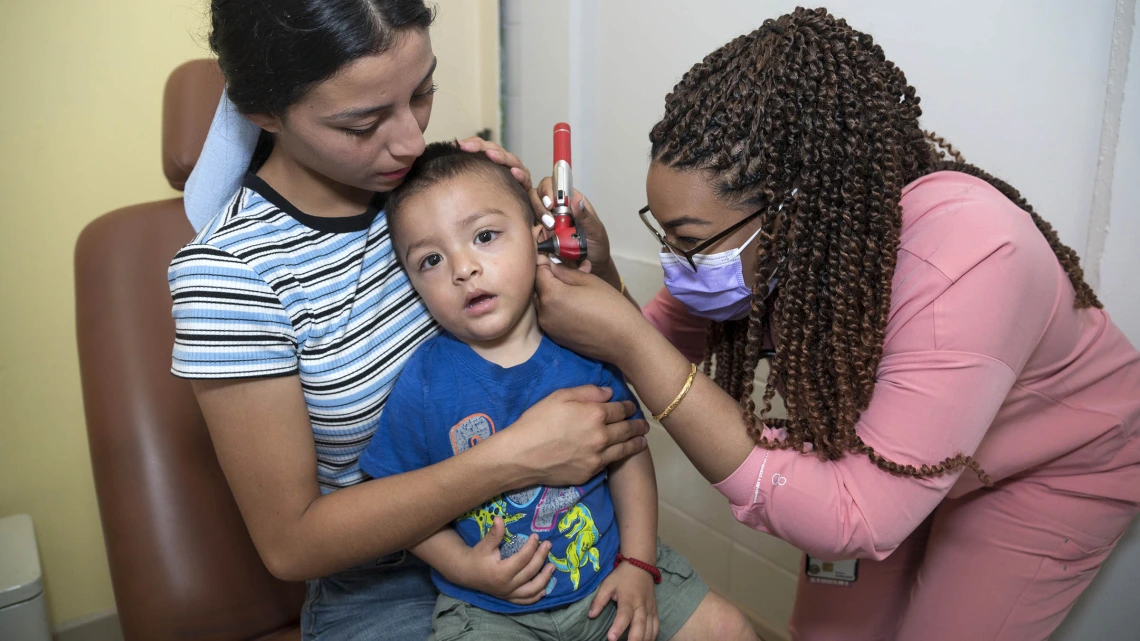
590, 447, 660, 641
409, 520, 556, 605
608, 448, 658, 562
408, 528, 471, 583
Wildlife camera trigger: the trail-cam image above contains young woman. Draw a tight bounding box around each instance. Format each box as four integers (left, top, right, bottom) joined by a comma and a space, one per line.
172, 2, 646, 639
533, 8, 1140, 640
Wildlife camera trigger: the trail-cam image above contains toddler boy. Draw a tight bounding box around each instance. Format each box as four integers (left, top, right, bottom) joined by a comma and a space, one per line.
359, 143, 756, 641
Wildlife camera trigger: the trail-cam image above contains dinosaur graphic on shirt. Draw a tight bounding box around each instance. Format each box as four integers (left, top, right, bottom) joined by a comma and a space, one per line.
462, 495, 527, 552
547, 503, 601, 590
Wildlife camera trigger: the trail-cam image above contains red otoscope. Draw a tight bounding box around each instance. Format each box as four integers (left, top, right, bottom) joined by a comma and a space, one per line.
536, 122, 587, 262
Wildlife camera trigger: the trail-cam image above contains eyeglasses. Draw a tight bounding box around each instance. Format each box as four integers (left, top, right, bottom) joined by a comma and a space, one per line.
638, 206, 763, 272
639, 189, 795, 273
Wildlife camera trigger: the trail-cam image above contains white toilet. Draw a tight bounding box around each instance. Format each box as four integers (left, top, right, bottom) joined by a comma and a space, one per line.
0, 514, 52, 641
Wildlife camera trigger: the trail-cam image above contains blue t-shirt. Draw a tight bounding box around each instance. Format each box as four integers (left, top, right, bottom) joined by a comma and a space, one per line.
359, 332, 643, 614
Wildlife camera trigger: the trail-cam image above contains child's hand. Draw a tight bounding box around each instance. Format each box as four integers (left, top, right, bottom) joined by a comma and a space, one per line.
454, 517, 556, 605
588, 562, 659, 641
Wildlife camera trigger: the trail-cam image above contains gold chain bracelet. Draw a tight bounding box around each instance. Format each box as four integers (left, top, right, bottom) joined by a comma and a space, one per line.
653, 363, 697, 422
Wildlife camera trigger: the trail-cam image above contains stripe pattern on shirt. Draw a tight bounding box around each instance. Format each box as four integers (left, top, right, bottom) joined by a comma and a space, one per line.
169, 182, 438, 492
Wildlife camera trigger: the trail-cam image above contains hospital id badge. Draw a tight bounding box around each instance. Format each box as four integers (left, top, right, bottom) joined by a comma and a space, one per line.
805, 556, 858, 586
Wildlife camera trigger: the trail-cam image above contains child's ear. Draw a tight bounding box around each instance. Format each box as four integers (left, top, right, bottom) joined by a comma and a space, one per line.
533, 224, 550, 266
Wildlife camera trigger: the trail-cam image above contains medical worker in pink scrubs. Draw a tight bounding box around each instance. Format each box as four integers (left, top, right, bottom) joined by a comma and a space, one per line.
532, 9, 1140, 640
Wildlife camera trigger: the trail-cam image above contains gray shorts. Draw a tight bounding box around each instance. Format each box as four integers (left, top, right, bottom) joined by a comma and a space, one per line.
428, 540, 708, 641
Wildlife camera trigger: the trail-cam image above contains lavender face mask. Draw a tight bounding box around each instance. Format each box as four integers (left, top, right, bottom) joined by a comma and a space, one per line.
660, 225, 778, 323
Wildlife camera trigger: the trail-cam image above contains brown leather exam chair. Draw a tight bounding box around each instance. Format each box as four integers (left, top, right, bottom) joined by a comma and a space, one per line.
75, 60, 304, 641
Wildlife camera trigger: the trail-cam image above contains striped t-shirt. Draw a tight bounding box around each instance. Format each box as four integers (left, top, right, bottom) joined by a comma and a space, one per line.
169, 174, 438, 492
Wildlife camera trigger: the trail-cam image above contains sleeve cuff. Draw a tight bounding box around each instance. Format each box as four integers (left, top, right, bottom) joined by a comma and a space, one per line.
713, 446, 770, 507
170, 365, 299, 380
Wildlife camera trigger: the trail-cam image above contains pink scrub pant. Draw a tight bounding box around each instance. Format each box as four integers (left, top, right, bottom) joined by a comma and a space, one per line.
789, 476, 1139, 640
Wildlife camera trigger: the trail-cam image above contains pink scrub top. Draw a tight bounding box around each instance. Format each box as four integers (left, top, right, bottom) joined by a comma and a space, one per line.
642, 171, 1140, 561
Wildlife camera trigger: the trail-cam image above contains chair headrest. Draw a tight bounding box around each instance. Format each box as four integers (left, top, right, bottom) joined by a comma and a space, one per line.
162, 59, 226, 191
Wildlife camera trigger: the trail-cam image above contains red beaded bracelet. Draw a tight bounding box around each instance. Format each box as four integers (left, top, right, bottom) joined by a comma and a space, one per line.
614, 553, 662, 584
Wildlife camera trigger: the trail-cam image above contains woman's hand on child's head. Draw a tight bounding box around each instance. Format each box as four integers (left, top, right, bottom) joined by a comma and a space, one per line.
588, 562, 660, 641
457, 137, 532, 189
456, 517, 556, 605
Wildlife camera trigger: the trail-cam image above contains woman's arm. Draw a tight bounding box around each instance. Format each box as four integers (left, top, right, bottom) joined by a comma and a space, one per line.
536, 236, 1052, 559
710, 350, 1015, 559
194, 375, 647, 581
620, 339, 1018, 559
536, 266, 754, 482
619, 331, 759, 482
641, 287, 709, 370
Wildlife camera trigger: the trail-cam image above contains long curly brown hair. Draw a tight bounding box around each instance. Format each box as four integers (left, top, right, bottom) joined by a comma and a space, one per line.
648, 7, 1101, 485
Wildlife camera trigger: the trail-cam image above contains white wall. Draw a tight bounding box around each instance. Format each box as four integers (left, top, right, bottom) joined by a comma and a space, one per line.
1052, 5, 1140, 639
505, 0, 1139, 638
1098, 2, 1140, 348
500, 1, 570, 172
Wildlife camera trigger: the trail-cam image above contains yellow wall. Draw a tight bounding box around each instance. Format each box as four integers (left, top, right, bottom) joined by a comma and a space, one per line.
426, 0, 502, 144
0, 0, 498, 628
0, 0, 211, 626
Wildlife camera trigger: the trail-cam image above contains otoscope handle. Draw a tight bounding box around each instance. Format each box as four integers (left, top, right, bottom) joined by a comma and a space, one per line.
552, 123, 573, 215
554, 122, 572, 166
538, 122, 587, 261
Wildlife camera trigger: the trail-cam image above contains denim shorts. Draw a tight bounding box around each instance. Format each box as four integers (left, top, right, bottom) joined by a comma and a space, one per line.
302, 550, 438, 641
